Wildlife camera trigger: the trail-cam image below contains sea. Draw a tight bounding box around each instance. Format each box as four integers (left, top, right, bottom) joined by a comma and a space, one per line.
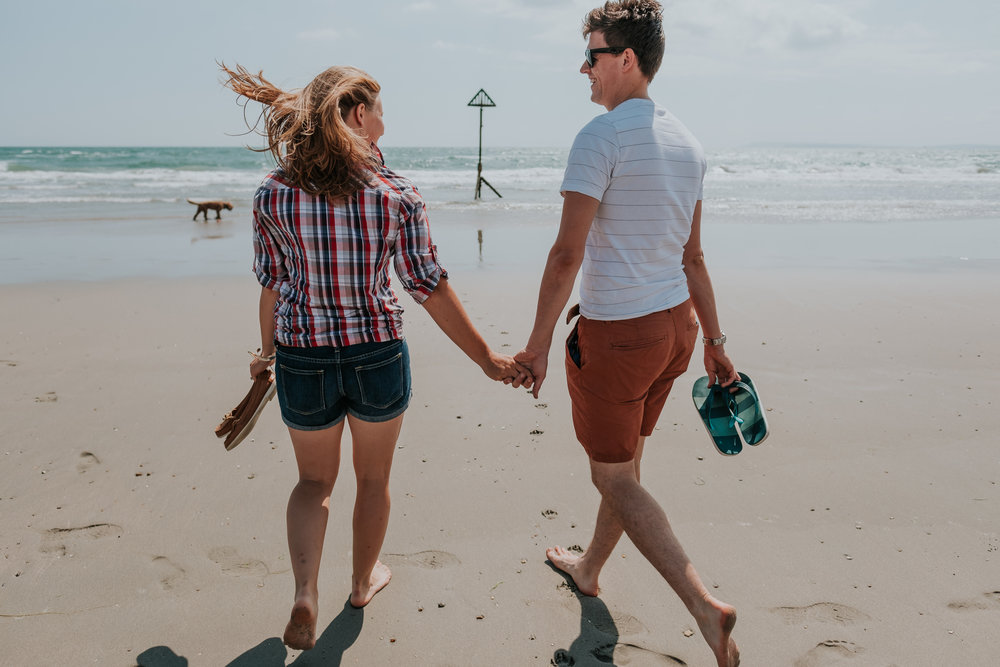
1, 145, 998, 283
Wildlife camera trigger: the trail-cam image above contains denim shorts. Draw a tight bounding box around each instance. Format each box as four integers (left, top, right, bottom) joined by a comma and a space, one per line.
274, 339, 411, 430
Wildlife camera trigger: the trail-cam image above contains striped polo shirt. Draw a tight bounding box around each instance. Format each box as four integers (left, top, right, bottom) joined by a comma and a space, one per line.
561, 97, 706, 321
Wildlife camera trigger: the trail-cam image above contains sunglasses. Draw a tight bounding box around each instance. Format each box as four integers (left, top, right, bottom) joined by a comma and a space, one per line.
584, 47, 627, 67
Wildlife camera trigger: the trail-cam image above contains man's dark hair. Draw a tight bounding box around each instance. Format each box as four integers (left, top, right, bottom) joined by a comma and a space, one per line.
583, 0, 665, 81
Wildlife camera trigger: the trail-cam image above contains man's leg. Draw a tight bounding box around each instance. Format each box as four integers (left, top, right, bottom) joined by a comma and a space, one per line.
588, 458, 739, 667
546, 437, 646, 595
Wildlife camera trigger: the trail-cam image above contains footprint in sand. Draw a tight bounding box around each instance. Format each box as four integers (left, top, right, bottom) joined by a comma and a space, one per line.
552, 648, 576, 666
771, 602, 871, 625
947, 590, 1000, 612
383, 550, 461, 569
207, 546, 270, 578
77, 451, 101, 474
613, 643, 686, 665
40, 523, 123, 556
585, 612, 646, 638
553, 643, 684, 666
794, 640, 865, 667
152, 556, 187, 591
34, 392, 58, 403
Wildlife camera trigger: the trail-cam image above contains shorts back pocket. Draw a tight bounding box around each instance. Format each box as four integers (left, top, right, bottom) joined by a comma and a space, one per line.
356, 353, 405, 409
278, 366, 326, 416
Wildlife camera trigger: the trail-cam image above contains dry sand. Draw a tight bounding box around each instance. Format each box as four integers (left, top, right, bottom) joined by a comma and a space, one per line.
1, 252, 998, 665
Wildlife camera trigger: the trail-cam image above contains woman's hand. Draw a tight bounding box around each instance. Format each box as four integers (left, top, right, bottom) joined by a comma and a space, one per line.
249, 349, 275, 380
481, 351, 534, 389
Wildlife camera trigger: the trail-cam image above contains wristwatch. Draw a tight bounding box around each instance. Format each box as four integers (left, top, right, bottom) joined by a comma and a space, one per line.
702, 333, 727, 346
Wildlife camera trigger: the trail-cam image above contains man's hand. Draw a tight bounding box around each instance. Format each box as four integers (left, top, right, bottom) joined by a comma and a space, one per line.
704, 346, 738, 387
481, 352, 534, 389
514, 346, 548, 398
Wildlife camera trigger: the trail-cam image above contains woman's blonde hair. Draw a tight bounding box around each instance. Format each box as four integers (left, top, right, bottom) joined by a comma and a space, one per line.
221, 63, 381, 200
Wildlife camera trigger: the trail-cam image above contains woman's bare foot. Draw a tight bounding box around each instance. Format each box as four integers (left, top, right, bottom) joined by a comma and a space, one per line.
694, 597, 739, 667
545, 545, 600, 597
283, 596, 318, 651
350, 560, 392, 608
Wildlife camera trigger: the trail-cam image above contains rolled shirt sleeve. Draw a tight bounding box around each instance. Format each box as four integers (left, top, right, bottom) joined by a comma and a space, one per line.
252, 190, 288, 290
392, 189, 447, 304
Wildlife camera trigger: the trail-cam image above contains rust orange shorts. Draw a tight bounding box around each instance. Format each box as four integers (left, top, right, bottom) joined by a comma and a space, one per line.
565, 300, 699, 463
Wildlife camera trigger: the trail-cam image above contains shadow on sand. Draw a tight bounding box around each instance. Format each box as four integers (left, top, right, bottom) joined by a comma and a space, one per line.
546, 561, 688, 666
547, 560, 621, 666
138, 599, 364, 667
227, 600, 364, 667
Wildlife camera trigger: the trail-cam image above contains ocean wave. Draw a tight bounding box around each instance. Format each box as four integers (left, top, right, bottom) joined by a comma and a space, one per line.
1, 162, 37, 173
398, 166, 564, 190
704, 197, 997, 223
0, 195, 180, 204
0, 167, 264, 193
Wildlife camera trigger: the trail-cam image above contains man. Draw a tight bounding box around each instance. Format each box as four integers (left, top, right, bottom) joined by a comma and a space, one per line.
514, 2, 740, 665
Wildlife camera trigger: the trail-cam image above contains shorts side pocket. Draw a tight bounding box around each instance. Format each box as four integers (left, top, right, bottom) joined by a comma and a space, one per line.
567, 324, 582, 369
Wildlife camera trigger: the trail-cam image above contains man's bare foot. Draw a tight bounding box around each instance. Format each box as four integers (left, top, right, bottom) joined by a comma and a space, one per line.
350, 560, 392, 608
283, 597, 317, 651
694, 597, 739, 667
546, 545, 600, 596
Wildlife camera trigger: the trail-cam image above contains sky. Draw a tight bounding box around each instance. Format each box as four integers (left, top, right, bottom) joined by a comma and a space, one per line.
3, 0, 998, 149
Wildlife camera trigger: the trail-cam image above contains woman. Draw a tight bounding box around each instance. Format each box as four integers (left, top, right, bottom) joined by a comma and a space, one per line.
221, 64, 530, 651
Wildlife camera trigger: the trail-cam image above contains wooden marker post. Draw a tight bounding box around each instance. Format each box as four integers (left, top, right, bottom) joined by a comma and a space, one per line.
467, 89, 501, 200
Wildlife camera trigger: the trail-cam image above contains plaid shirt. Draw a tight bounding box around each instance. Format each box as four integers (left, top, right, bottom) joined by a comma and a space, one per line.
252, 154, 446, 348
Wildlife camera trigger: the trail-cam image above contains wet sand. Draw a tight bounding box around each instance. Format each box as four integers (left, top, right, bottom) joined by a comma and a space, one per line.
1, 214, 998, 665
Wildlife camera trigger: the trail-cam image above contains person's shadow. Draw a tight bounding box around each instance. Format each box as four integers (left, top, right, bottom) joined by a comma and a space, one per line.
228, 600, 365, 667
547, 562, 688, 666
138, 599, 365, 667
547, 561, 621, 666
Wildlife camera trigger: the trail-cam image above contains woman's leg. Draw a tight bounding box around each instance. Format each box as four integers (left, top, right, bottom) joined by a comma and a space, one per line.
347, 412, 404, 607
283, 421, 346, 650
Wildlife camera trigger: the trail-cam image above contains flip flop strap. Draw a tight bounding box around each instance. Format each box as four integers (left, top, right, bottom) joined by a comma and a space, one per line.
708, 384, 744, 429
730, 381, 760, 421
725, 394, 744, 428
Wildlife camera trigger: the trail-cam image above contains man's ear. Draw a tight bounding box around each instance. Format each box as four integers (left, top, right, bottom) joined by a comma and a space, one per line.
622, 48, 639, 73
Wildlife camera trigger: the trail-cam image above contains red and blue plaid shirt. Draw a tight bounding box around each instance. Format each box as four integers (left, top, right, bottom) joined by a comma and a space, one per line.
252, 153, 447, 348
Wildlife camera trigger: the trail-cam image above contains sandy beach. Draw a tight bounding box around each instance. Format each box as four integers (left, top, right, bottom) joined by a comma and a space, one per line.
1, 209, 999, 666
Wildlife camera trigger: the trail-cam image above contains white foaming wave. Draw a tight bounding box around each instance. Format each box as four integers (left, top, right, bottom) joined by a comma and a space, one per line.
706, 164, 1000, 184
0, 167, 264, 187
0, 195, 176, 204
427, 199, 562, 213
398, 166, 564, 190
705, 197, 997, 223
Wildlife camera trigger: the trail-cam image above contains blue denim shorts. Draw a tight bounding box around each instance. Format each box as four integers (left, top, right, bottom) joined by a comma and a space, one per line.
274, 339, 411, 430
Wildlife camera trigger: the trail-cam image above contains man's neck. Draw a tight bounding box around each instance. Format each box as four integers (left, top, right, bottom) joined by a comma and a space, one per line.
604, 80, 651, 111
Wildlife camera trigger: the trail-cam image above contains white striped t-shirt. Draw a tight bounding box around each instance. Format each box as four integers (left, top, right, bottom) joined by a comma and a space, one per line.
560, 97, 706, 321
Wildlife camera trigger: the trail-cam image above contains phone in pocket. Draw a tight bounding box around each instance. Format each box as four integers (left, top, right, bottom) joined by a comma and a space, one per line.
567, 325, 581, 368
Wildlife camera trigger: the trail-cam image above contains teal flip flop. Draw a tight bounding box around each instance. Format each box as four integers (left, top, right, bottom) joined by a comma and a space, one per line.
692, 376, 743, 456
730, 372, 769, 446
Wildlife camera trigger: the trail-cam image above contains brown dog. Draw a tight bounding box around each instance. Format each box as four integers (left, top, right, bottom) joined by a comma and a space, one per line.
188, 199, 234, 221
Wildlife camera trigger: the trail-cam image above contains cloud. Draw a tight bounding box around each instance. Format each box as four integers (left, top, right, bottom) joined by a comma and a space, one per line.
667, 0, 866, 54
450, 0, 590, 23
405, 1, 436, 11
